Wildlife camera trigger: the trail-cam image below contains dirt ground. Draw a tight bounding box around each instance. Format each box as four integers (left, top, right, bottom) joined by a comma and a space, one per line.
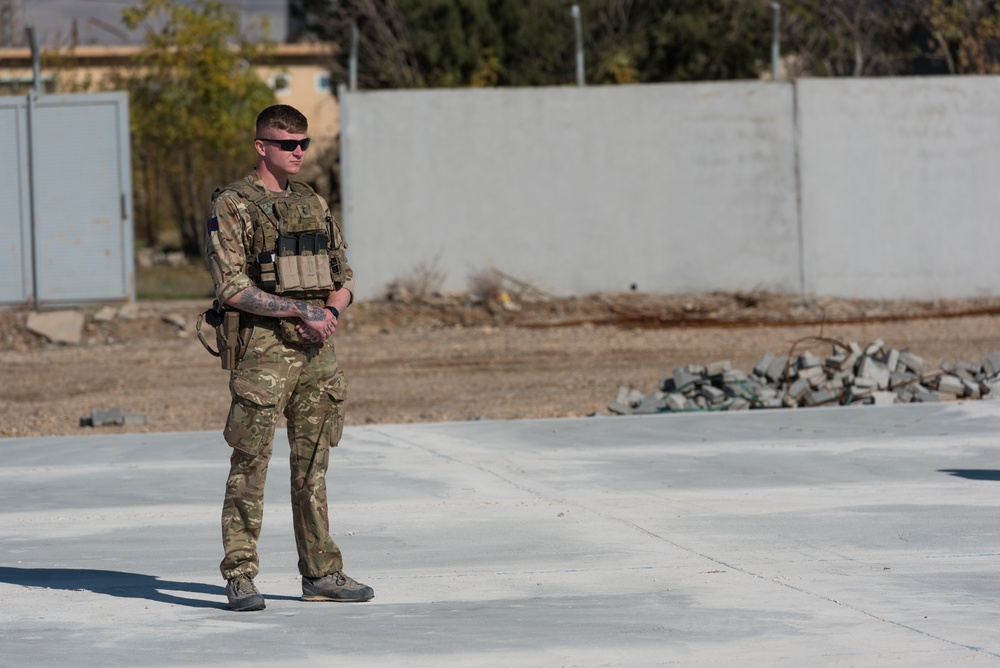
4, 290, 1000, 439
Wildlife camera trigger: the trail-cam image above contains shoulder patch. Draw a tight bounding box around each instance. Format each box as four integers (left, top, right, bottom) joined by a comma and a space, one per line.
208, 216, 219, 232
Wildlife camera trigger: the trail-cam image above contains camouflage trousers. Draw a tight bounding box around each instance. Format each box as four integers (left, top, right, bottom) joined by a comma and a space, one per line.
219, 321, 348, 581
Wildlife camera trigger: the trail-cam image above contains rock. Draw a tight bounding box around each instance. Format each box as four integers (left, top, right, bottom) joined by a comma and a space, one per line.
92, 306, 118, 323
26, 310, 85, 345
162, 313, 187, 329
117, 303, 141, 320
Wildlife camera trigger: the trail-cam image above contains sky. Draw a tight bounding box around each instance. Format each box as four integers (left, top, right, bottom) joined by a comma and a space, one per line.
12, 0, 288, 47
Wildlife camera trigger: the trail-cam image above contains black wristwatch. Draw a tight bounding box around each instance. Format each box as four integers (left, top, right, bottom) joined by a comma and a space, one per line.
325, 306, 340, 319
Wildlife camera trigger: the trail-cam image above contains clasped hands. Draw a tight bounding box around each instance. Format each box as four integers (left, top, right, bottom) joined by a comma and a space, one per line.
295, 306, 338, 343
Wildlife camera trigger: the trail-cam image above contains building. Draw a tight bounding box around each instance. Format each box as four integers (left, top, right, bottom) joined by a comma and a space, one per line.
0, 41, 342, 145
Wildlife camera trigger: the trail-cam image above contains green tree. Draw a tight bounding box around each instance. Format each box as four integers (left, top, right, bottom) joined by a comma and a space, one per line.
291, 0, 772, 88
589, 0, 771, 83
121, 0, 276, 255
922, 0, 1000, 74
781, 0, 925, 77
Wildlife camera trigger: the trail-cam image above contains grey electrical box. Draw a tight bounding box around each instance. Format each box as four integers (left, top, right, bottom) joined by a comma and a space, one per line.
0, 91, 134, 307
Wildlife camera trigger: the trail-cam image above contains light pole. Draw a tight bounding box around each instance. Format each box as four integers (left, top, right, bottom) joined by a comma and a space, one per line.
771, 2, 781, 81
571, 4, 584, 86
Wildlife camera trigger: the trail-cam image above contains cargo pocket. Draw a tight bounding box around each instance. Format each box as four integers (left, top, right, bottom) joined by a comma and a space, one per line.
323, 370, 348, 447
224, 374, 281, 456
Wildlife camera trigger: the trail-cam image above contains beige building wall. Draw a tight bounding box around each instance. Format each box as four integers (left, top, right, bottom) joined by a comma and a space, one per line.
0, 43, 341, 145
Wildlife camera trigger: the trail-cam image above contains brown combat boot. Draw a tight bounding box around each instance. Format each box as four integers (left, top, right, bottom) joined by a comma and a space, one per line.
226, 574, 266, 611
301, 570, 374, 602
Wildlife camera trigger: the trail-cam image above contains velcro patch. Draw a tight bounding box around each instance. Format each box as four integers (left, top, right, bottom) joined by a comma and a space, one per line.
208, 216, 219, 232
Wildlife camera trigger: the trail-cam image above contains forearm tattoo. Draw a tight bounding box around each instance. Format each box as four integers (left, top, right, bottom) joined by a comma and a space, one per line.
231, 287, 321, 321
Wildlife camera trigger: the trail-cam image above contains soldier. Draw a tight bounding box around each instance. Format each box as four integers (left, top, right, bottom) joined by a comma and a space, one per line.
205, 104, 373, 611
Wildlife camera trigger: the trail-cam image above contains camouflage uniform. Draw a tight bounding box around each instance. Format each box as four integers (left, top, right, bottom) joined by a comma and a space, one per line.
206, 172, 355, 581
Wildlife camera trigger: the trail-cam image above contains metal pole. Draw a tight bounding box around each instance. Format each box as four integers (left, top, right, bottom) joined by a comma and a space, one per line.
571, 4, 584, 86
26, 24, 41, 93
25, 25, 39, 306
349, 20, 358, 91
770, 2, 781, 81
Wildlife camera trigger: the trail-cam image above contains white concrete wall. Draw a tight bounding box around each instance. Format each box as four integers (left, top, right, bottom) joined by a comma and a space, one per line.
341, 82, 800, 300
341, 77, 1000, 301
798, 77, 1000, 299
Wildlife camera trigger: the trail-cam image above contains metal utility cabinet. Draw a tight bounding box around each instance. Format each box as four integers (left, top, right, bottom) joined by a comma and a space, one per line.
0, 90, 134, 307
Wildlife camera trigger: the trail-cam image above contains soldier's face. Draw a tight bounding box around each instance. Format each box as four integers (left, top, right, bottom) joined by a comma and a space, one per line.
255, 129, 309, 176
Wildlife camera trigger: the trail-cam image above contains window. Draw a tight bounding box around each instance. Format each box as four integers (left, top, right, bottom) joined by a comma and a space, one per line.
269, 71, 291, 96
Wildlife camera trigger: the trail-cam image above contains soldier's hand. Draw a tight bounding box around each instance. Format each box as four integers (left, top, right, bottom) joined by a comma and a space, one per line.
296, 305, 336, 342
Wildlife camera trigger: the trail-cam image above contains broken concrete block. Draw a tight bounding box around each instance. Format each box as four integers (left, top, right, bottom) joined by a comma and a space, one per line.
864, 339, 885, 356
753, 352, 776, 377
912, 387, 941, 402
803, 388, 838, 407
808, 374, 828, 390
935, 374, 964, 396
826, 354, 846, 370
673, 368, 700, 391
79, 408, 149, 427
889, 371, 917, 388
856, 357, 891, 389
625, 389, 645, 408
798, 366, 825, 383
665, 393, 687, 411
26, 310, 85, 345
608, 386, 635, 414
983, 352, 1000, 378
898, 350, 929, 375
705, 360, 731, 377
885, 349, 900, 374
870, 391, 897, 406
787, 377, 811, 401
963, 379, 981, 400
853, 377, 879, 391
722, 369, 749, 384
982, 378, 1000, 399
765, 356, 788, 383
728, 398, 750, 411
953, 359, 980, 378
798, 351, 823, 369
700, 385, 726, 405
634, 395, 667, 414
607, 401, 632, 415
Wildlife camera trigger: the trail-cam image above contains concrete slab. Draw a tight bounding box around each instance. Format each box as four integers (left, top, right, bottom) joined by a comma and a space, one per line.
3, 402, 1000, 667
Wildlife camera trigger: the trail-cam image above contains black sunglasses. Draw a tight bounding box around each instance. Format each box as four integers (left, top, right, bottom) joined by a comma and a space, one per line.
256, 137, 311, 151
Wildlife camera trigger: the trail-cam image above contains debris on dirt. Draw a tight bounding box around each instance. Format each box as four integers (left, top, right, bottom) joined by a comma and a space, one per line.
5, 290, 1000, 438
609, 338, 1000, 415
79, 408, 149, 427
25, 310, 85, 345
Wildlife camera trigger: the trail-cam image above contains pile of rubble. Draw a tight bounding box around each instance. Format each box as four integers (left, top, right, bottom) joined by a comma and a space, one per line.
609, 338, 1000, 415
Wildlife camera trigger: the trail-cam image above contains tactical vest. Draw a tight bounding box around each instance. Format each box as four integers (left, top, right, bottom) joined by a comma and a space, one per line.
217, 177, 348, 300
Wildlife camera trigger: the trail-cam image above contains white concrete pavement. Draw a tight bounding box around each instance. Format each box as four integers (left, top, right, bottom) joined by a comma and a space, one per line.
2, 401, 1000, 667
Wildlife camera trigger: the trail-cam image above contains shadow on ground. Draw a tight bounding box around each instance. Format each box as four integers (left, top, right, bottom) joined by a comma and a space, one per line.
938, 469, 1000, 481
0, 567, 296, 609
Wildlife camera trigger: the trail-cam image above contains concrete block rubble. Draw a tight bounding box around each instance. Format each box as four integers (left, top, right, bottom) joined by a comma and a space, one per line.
609, 337, 1000, 415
